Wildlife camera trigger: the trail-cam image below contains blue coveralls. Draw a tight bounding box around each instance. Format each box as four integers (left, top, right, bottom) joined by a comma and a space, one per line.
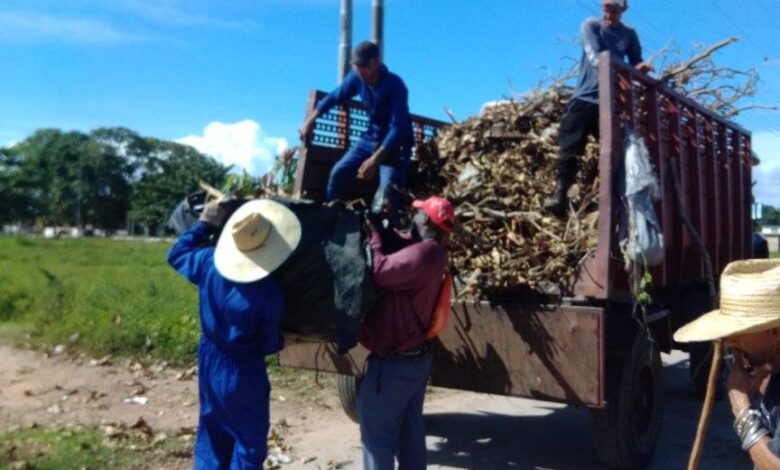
315, 65, 414, 216
167, 222, 283, 470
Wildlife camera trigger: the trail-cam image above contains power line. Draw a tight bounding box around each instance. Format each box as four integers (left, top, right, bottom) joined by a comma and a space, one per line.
711, 0, 772, 61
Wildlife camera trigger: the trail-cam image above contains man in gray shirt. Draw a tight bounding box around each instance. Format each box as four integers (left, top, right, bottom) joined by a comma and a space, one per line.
544, 0, 652, 216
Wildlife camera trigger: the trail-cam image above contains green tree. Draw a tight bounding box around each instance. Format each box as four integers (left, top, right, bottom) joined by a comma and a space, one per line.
129, 140, 228, 233
0, 147, 37, 223
4, 129, 133, 228
762, 205, 780, 226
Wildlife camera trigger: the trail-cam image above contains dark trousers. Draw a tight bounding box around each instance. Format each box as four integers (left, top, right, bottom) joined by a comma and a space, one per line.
557, 99, 599, 184
357, 353, 433, 470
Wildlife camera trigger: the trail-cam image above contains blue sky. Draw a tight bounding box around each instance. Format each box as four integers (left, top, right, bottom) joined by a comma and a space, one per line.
2, 0, 779, 205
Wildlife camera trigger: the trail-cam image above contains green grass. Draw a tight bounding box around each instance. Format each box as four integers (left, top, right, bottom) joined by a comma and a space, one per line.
0, 426, 190, 470
0, 237, 199, 365
771, 251, 779, 259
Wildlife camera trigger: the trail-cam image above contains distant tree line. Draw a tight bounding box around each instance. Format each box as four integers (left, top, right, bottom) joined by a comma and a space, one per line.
760, 205, 780, 227
0, 127, 229, 235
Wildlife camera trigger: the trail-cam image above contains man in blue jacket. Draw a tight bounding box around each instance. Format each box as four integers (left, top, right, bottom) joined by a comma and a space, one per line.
167, 198, 301, 469
544, 0, 652, 216
299, 40, 413, 218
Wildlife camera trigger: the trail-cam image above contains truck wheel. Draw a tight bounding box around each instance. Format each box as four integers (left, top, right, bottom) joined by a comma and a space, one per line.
336, 374, 362, 423
589, 332, 664, 469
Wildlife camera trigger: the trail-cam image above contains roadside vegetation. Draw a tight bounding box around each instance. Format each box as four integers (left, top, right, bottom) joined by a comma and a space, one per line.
0, 236, 199, 365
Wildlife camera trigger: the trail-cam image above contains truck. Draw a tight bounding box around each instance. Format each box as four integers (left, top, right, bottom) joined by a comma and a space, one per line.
278, 51, 754, 469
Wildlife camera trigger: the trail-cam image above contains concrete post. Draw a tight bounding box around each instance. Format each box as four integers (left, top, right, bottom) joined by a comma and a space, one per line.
338, 0, 352, 83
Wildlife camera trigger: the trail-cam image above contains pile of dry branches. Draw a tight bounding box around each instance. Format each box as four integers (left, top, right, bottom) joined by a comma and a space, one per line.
409, 85, 600, 297
406, 37, 773, 298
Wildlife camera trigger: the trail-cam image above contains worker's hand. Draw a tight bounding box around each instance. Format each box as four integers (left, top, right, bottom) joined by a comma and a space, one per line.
199, 198, 229, 228
635, 61, 654, 73
298, 115, 316, 142
727, 350, 772, 417
357, 157, 379, 180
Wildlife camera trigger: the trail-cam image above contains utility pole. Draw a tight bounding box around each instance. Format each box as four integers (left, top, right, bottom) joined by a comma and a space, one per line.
371, 0, 384, 59
338, 0, 352, 83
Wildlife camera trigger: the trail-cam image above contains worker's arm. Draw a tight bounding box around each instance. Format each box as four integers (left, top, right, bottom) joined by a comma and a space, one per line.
299, 72, 360, 141
166, 222, 213, 285
627, 28, 653, 73
357, 78, 411, 180
368, 229, 443, 290
746, 436, 780, 470
728, 352, 780, 469
581, 18, 602, 68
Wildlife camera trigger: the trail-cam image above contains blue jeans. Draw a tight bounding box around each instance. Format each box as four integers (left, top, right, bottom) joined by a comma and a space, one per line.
326, 137, 411, 217
357, 354, 433, 470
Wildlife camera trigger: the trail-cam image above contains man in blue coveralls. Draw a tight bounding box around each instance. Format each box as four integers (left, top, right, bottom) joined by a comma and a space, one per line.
299, 40, 413, 219
543, 0, 652, 216
167, 198, 302, 469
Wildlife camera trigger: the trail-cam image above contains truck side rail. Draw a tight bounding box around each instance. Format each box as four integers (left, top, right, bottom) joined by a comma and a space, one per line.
589, 52, 752, 300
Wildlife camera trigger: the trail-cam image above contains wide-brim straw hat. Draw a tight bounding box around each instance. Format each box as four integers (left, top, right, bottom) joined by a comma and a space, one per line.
674, 259, 780, 342
214, 199, 302, 283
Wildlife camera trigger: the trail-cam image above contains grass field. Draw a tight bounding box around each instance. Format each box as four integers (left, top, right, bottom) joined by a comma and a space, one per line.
0, 236, 200, 365
0, 426, 191, 469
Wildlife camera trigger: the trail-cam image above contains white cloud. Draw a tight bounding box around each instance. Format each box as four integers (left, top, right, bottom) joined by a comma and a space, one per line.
177, 120, 287, 176
752, 131, 780, 207
0, 10, 137, 43
117, 0, 256, 29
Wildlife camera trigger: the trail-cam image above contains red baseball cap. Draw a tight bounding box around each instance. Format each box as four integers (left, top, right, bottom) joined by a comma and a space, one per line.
412, 196, 455, 233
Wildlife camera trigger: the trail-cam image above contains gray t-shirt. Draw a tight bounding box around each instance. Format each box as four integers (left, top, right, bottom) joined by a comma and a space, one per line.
759, 374, 780, 456
571, 17, 643, 104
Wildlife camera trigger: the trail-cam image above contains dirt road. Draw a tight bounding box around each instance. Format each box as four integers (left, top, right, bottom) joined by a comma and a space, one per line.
0, 343, 751, 469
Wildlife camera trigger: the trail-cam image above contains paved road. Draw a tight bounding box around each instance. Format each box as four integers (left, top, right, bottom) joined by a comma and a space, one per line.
281, 350, 751, 470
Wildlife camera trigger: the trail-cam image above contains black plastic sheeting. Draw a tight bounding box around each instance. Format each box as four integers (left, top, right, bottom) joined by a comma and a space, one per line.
270, 197, 375, 353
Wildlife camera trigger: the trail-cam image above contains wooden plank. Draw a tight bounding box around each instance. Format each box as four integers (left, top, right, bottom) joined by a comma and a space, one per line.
594, 52, 621, 301
742, 134, 753, 258
278, 302, 605, 407
702, 117, 718, 273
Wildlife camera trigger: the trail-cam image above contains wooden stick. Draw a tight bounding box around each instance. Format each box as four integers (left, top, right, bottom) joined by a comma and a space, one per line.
687, 340, 723, 470
198, 180, 225, 200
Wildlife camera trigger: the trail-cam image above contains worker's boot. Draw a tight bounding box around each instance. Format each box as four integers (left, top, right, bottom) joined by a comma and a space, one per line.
544, 158, 575, 217
543, 181, 569, 217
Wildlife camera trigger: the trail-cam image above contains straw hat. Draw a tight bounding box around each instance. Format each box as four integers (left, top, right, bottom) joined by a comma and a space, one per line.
674, 259, 780, 342
214, 199, 301, 283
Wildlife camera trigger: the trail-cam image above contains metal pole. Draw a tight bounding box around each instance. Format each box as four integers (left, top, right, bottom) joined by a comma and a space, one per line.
338, 0, 352, 83
371, 0, 384, 59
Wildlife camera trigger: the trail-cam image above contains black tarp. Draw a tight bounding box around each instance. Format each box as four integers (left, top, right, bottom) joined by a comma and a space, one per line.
270, 197, 375, 353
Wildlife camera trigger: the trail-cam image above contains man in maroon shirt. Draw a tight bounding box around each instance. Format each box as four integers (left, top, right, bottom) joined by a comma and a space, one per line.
357, 195, 454, 470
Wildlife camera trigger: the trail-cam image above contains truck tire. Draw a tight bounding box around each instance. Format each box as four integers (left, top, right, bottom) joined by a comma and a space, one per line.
589, 332, 664, 469
336, 374, 362, 423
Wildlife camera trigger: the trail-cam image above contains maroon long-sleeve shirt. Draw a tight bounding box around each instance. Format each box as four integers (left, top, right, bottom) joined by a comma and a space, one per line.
358, 228, 448, 355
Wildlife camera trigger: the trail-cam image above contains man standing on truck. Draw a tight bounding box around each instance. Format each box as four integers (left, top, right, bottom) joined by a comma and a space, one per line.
357, 195, 454, 470
674, 259, 780, 470
299, 40, 413, 221
544, 0, 652, 216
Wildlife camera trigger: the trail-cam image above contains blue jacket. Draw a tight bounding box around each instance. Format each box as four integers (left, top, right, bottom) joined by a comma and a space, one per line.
316, 65, 413, 151
166, 222, 283, 359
